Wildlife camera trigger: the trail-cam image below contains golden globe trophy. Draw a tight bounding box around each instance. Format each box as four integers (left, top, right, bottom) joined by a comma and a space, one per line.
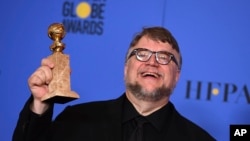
41, 23, 79, 104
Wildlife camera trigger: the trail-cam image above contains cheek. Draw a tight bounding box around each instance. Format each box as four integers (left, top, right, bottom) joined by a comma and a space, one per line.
124, 64, 133, 80
162, 68, 177, 84
125, 62, 140, 81
127, 67, 137, 80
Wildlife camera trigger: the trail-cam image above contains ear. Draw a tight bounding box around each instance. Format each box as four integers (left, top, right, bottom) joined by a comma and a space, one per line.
174, 69, 181, 84
124, 63, 128, 78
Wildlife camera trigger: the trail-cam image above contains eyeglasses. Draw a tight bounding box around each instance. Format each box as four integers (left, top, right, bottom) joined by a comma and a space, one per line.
128, 48, 179, 67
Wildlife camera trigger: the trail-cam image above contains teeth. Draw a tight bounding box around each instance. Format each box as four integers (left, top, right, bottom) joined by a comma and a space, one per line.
142, 72, 159, 78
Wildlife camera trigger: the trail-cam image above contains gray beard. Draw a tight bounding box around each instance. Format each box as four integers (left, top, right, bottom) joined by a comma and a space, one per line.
126, 82, 172, 102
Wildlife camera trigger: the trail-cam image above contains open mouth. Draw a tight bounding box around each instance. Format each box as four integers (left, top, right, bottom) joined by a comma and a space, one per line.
141, 72, 160, 78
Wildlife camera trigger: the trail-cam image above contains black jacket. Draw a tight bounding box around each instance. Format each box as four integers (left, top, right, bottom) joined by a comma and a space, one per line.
13, 94, 215, 141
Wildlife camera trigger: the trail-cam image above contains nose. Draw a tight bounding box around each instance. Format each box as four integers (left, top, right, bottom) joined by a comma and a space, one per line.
146, 53, 159, 66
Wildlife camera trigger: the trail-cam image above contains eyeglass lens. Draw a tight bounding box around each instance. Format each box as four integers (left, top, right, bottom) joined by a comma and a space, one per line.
135, 48, 172, 65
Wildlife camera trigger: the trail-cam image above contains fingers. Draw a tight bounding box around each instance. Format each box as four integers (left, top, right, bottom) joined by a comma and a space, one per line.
28, 58, 54, 88
28, 66, 53, 87
41, 58, 54, 68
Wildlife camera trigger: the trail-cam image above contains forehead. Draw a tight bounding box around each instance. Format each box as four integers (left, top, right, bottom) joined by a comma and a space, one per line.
134, 36, 175, 52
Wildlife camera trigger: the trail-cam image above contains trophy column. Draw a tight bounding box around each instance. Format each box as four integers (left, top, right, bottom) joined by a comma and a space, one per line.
41, 23, 79, 104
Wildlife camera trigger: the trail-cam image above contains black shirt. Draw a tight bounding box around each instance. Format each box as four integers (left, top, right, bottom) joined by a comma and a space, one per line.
122, 97, 172, 141
122, 96, 216, 141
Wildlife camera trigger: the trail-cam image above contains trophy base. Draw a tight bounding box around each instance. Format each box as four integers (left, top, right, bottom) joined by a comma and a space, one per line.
41, 90, 80, 104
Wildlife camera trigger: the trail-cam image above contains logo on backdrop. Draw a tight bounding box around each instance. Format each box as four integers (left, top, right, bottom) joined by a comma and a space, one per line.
62, 0, 106, 35
185, 80, 250, 104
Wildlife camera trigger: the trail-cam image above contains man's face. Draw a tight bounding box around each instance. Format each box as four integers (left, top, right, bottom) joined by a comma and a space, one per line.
124, 36, 180, 102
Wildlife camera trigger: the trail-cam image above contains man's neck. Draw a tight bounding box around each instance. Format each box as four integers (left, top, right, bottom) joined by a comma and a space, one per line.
125, 92, 169, 116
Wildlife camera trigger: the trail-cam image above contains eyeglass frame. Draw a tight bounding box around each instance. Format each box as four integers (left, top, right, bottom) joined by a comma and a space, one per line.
127, 48, 180, 69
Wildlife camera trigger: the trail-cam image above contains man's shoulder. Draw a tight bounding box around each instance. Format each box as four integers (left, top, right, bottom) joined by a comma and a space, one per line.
169, 102, 215, 140
71, 97, 121, 110
57, 94, 125, 119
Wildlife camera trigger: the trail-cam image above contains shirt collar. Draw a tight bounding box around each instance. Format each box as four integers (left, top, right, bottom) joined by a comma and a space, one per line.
146, 102, 171, 131
122, 96, 140, 123
122, 96, 172, 132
